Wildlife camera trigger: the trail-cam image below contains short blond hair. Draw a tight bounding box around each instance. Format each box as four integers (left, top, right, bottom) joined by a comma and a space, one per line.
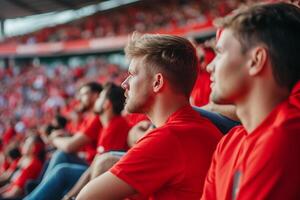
125, 32, 199, 97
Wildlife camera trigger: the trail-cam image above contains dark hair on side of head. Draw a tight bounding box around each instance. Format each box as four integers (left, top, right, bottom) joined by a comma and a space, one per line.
45, 124, 55, 135
54, 114, 68, 129
81, 82, 103, 94
8, 147, 21, 160
215, 2, 300, 90
103, 82, 125, 115
125, 32, 199, 97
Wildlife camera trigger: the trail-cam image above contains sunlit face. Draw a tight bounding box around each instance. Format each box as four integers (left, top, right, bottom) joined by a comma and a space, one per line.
79, 86, 93, 108
93, 89, 108, 115
121, 57, 154, 113
22, 137, 34, 155
207, 29, 251, 104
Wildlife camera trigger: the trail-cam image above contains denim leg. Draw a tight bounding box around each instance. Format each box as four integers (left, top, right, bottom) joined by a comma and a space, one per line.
43, 150, 87, 178
24, 163, 88, 200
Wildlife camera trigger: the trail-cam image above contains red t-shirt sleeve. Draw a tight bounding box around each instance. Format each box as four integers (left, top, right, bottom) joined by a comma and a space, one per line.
110, 129, 183, 196
97, 117, 130, 153
78, 115, 102, 163
80, 115, 102, 140
12, 158, 42, 189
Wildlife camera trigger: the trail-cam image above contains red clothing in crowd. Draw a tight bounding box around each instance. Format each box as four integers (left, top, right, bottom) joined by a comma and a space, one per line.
2, 127, 16, 147
97, 115, 131, 154
0, 158, 19, 175
78, 114, 102, 163
201, 81, 300, 200
191, 47, 215, 107
191, 70, 211, 107
6, 157, 42, 192
124, 113, 148, 127
111, 106, 222, 199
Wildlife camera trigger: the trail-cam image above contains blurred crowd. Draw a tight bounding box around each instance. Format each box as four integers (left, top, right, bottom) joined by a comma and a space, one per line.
0, 58, 127, 137
1, 0, 251, 45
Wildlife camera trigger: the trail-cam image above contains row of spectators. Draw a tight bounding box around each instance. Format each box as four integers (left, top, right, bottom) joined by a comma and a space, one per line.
0, 32, 217, 198
2, 0, 251, 45
0, 57, 127, 139
0, 1, 300, 200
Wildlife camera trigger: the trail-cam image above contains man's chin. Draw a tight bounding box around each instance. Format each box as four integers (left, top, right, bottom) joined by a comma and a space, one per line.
212, 96, 233, 105
125, 106, 141, 114
211, 93, 228, 105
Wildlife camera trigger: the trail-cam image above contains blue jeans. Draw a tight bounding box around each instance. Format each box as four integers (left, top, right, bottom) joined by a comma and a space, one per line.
24, 163, 87, 200
43, 150, 88, 178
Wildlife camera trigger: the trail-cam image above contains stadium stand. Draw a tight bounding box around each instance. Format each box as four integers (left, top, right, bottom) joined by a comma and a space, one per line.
1, 0, 298, 199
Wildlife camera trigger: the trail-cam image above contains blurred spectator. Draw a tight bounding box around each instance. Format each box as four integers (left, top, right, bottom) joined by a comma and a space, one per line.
0, 135, 44, 199
0, 0, 253, 45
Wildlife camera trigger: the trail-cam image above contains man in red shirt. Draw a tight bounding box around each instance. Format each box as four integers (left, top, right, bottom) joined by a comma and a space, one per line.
202, 2, 300, 200
24, 83, 131, 200
42, 82, 103, 176
77, 33, 222, 199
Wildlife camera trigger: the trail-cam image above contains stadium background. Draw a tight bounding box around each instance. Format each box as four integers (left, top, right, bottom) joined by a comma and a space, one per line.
0, 0, 251, 135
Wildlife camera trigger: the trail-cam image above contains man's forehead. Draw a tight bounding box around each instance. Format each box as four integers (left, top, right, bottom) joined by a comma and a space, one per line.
216, 29, 237, 49
128, 57, 142, 71
79, 86, 90, 94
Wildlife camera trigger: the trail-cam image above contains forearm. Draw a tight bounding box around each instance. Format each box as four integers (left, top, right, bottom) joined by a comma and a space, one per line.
52, 137, 75, 153
0, 171, 12, 183
202, 103, 239, 121
76, 172, 136, 200
1, 185, 22, 198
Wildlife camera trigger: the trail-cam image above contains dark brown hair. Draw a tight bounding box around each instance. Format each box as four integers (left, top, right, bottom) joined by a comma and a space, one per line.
215, 2, 300, 90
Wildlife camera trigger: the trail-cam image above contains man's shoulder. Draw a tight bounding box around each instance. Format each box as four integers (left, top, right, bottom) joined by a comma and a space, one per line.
215, 125, 245, 154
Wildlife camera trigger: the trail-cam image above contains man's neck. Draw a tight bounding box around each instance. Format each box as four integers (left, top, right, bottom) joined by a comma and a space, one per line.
236, 85, 289, 133
147, 94, 189, 128
100, 111, 115, 127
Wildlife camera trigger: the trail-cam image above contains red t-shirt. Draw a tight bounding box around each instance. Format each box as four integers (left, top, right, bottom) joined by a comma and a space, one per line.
124, 113, 148, 127
110, 106, 222, 199
2, 127, 16, 147
78, 114, 102, 163
10, 157, 43, 190
97, 115, 131, 154
191, 70, 211, 107
201, 81, 300, 200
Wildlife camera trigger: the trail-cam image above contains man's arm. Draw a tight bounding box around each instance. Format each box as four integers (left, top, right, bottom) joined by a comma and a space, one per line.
201, 102, 239, 122
76, 171, 136, 200
51, 133, 90, 153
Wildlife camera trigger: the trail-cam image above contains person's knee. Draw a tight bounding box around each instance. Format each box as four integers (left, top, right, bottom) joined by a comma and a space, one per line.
52, 163, 71, 177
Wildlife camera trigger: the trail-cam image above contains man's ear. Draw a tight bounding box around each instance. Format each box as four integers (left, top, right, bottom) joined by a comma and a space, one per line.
249, 47, 268, 76
153, 73, 164, 93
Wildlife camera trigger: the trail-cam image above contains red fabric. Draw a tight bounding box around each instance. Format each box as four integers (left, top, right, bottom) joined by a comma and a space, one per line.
11, 158, 43, 189
97, 115, 131, 154
2, 127, 16, 146
111, 106, 222, 199
8, 159, 19, 173
191, 48, 214, 107
78, 114, 102, 163
202, 81, 300, 200
124, 113, 148, 127
0, 161, 9, 173
191, 70, 211, 107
